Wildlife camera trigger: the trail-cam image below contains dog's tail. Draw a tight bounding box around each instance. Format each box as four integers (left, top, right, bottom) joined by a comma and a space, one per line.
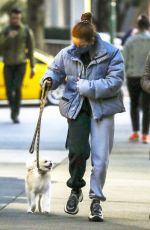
38, 194, 42, 212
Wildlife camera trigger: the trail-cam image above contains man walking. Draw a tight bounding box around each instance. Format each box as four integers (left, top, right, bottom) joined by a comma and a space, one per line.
0, 7, 35, 123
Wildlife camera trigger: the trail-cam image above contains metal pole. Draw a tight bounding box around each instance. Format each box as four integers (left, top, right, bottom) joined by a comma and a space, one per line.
84, 0, 91, 12
110, 0, 117, 44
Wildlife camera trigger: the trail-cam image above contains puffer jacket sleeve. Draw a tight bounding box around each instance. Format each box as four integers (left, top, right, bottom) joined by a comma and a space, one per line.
141, 53, 150, 94
77, 49, 124, 99
40, 49, 66, 90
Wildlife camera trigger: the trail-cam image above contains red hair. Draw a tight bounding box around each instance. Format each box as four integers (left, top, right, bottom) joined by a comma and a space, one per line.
72, 12, 96, 42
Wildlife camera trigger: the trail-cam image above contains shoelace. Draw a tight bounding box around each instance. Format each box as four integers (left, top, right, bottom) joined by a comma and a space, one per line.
92, 203, 102, 214
68, 194, 78, 206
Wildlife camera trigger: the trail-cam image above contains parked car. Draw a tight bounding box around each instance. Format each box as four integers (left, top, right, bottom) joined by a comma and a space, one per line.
0, 49, 65, 105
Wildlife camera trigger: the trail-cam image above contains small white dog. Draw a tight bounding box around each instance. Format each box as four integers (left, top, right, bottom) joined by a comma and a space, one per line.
25, 159, 52, 214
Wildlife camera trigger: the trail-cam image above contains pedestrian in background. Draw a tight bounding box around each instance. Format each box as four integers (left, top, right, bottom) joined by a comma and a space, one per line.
121, 27, 138, 46
41, 12, 125, 222
123, 14, 150, 143
0, 7, 35, 123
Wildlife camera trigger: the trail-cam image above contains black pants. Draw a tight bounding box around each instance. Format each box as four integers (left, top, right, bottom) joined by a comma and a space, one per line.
127, 77, 150, 134
66, 105, 91, 189
4, 63, 26, 115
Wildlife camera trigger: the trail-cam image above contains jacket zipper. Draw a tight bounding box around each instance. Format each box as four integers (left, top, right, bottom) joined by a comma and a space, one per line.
67, 59, 84, 119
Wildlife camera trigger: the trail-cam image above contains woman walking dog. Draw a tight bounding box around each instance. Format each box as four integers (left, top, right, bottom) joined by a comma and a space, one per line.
41, 12, 125, 222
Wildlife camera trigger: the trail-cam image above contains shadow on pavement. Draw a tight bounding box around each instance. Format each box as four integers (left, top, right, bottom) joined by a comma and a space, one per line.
0, 177, 25, 209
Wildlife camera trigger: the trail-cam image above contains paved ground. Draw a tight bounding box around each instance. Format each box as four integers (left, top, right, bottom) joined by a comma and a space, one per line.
0, 97, 150, 229
0, 105, 68, 150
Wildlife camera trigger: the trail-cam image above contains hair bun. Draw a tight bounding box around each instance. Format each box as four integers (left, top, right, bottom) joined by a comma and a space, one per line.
81, 12, 92, 23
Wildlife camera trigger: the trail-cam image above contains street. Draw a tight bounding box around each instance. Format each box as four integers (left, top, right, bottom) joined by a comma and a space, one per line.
0, 0, 150, 229
0, 105, 68, 150
0, 96, 133, 150
0, 105, 68, 165
0, 99, 150, 229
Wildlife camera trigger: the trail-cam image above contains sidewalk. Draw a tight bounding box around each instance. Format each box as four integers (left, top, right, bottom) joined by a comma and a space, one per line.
0, 98, 150, 229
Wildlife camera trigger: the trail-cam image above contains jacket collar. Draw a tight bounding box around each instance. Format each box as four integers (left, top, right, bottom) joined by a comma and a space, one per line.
68, 33, 109, 61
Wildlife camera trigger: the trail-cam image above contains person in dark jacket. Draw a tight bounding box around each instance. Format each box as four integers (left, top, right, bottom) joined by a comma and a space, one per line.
0, 7, 35, 123
41, 12, 125, 222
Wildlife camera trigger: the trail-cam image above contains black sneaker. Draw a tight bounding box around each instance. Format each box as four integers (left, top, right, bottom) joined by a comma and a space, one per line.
11, 112, 20, 124
64, 189, 83, 215
88, 199, 103, 222
13, 116, 20, 124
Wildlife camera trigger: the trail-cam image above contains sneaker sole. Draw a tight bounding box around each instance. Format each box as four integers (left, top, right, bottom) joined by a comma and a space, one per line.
88, 215, 104, 222
64, 205, 79, 215
64, 193, 83, 215
129, 139, 139, 142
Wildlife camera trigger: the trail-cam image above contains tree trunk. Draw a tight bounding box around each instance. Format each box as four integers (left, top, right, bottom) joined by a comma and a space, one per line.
27, 0, 45, 50
92, 0, 110, 32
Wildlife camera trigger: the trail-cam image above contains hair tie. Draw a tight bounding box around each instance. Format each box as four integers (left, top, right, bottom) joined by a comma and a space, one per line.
81, 19, 90, 24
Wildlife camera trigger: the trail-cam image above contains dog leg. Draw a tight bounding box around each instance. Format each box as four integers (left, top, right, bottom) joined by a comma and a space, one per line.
38, 194, 42, 213
29, 192, 36, 213
26, 191, 33, 213
42, 188, 51, 213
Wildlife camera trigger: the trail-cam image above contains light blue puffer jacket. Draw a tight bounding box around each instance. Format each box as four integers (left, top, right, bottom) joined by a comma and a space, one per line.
41, 33, 125, 120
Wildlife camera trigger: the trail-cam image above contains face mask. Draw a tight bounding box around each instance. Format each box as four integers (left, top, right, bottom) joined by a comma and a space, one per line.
75, 45, 91, 54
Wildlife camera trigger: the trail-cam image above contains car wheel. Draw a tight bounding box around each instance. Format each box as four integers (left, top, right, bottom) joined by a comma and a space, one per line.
47, 84, 65, 105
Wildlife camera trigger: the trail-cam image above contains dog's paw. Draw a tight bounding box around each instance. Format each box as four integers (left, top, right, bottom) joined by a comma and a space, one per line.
27, 209, 34, 214
43, 210, 50, 214
31, 205, 36, 213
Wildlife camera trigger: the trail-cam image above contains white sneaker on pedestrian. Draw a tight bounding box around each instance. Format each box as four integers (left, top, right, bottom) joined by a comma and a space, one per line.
88, 199, 104, 222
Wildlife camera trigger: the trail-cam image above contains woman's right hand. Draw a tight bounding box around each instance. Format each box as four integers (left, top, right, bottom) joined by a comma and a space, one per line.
42, 78, 52, 91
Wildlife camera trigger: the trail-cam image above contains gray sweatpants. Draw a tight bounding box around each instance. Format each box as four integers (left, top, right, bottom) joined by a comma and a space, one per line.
89, 115, 114, 201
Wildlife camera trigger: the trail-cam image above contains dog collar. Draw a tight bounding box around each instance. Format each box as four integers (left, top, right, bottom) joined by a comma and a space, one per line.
38, 168, 47, 175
